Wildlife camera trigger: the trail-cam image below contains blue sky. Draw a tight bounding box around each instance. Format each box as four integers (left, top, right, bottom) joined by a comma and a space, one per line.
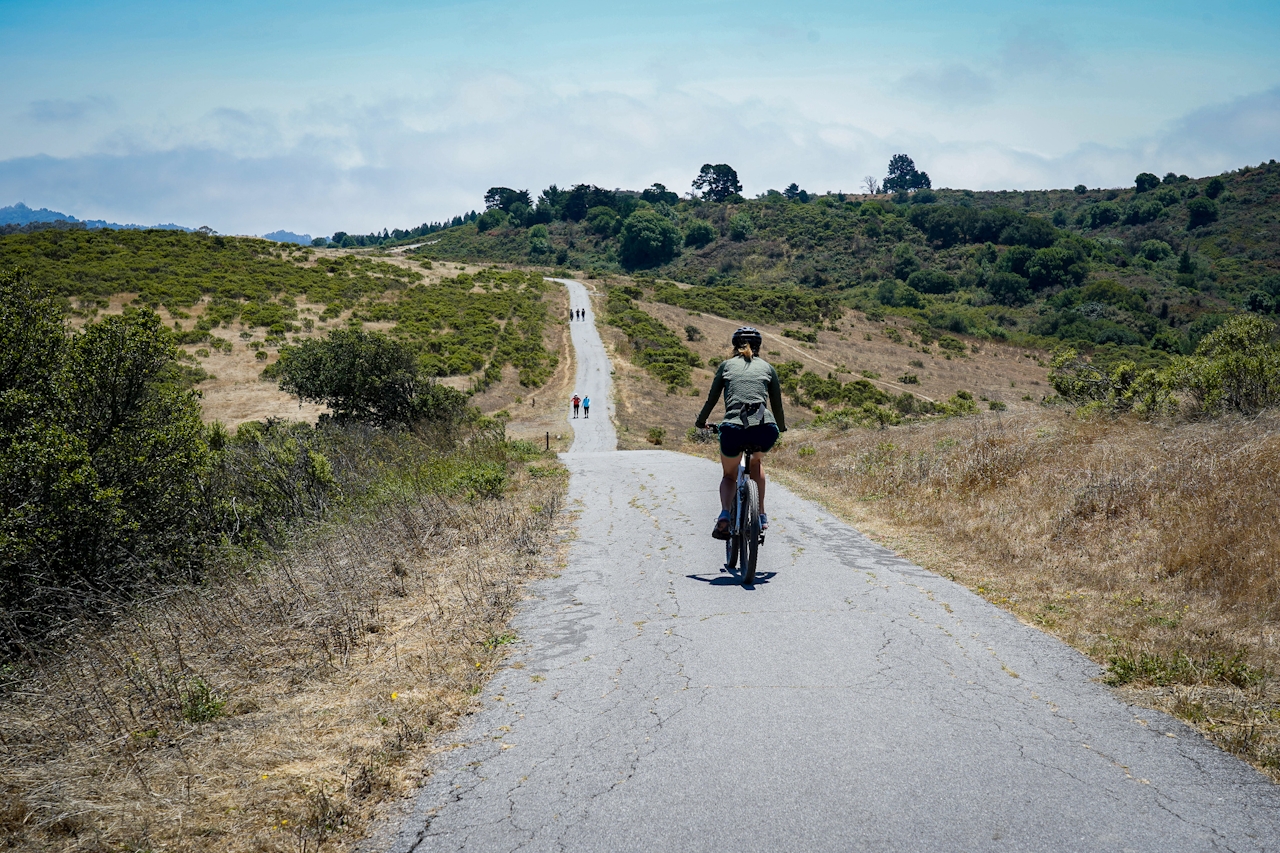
2, 0, 1278, 236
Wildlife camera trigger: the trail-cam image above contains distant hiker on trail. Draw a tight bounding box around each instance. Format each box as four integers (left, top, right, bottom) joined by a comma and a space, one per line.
572, 394, 581, 418
577, 308, 585, 320
583, 396, 591, 418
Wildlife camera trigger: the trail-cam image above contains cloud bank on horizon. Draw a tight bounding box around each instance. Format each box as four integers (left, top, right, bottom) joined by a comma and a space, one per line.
2, 0, 1277, 237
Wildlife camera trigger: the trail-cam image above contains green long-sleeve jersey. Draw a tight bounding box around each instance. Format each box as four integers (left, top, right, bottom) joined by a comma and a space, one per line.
696, 355, 786, 432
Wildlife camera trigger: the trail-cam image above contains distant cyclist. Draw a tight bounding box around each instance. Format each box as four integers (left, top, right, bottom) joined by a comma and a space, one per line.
695, 327, 786, 539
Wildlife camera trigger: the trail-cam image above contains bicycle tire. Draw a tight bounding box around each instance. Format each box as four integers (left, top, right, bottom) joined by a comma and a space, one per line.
730, 515, 746, 575
742, 478, 760, 585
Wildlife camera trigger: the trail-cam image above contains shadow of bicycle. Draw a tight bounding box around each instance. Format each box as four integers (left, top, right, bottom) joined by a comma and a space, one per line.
685, 571, 777, 589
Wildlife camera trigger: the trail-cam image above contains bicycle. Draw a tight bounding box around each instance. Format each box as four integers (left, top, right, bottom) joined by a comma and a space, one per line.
710, 425, 764, 585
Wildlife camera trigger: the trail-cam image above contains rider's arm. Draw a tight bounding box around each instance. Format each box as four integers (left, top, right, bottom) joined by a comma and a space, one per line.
768, 365, 787, 432
695, 364, 726, 428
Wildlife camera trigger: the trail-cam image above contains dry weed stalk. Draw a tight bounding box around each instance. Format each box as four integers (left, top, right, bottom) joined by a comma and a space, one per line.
0, 471, 565, 851
770, 408, 1280, 779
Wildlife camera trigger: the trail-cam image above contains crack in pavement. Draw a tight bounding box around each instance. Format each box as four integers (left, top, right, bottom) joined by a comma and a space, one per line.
363, 280, 1280, 853
366, 448, 1280, 852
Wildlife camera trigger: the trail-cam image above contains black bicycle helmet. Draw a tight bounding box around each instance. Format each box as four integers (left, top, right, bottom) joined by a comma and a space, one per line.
732, 326, 763, 354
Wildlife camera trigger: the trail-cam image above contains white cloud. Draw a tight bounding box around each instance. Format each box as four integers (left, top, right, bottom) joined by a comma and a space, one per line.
1, 79, 1276, 236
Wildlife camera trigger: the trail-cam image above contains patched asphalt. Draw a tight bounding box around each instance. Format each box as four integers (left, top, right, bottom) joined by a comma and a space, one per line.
369, 282, 1280, 853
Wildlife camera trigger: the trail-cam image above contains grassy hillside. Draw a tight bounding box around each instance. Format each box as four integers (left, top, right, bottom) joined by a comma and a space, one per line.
0, 231, 562, 405
413, 162, 1280, 366
0, 228, 421, 323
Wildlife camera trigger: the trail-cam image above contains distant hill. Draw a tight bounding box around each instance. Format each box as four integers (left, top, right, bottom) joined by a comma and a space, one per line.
262, 230, 313, 245
404, 163, 1280, 366
0, 202, 192, 232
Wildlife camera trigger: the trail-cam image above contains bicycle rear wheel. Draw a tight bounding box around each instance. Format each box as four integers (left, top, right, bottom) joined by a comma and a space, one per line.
742, 479, 760, 585
724, 533, 739, 571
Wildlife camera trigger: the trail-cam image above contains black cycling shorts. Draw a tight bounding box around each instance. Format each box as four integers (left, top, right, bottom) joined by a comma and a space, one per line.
718, 422, 779, 458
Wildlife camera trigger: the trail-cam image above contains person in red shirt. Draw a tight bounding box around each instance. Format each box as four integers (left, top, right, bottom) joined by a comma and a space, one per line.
572, 394, 581, 418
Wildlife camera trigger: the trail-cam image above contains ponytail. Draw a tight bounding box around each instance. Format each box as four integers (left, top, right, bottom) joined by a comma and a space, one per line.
736, 343, 753, 361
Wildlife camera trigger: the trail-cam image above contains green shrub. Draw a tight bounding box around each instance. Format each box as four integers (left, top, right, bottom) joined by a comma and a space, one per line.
651, 282, 842, 326
619, 210, 681, 269
1078, 202, 1121, 229
528, 224, 552, 255
1134, 172, 1161, 193
1051, 316, 1280, 419
605, 288, 700, 386
586, 206, 620, 237
449, 462, 508, 499
987, 271, 1032, 306
1169, 315, 1280, 416
891, 243, 920, 280
876, 280, 924, 309
943, 390, 978, 415
1187, 197, 1219, 229
276, 329, 469, 427
684, 220, 716, 248
180, 677, 226, 723
1105, 649, 1261, 688
906, 269, 956, 294
1138, 240, 1172, 261
898, 373, 920, 384
0, 271, 210, 646
728, 212, 754, 241
476, 208, 509, 232
646, 427, 666, 445
812, 402, 900, 430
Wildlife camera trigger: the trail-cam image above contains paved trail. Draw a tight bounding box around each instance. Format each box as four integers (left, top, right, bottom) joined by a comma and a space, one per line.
374, 281, 1280, 852
555, 279, 615, 454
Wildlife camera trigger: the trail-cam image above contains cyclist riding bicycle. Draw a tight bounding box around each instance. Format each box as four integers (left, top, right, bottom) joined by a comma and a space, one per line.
695, 326, 786, 540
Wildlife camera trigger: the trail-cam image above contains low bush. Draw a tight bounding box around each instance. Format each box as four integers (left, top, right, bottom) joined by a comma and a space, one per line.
605, 287, 701, 386
0, 270, 533, 652
1050, 315, 1280, 418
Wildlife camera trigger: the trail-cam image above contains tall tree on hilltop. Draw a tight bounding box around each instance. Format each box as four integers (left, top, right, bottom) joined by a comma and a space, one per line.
883, 154, 931, 193
692, 164, 742, 202
483, 187, 533, 214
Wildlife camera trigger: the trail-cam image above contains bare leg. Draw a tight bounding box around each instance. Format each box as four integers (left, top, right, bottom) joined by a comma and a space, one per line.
719, 453, 740, 513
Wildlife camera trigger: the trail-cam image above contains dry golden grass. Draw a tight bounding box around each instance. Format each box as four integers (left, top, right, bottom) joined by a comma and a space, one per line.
0, 467, 568, 851
468, 280, 577, 454
70, 254, 538, 431
764, 408, 1280, 779
598, 278, 1048, 451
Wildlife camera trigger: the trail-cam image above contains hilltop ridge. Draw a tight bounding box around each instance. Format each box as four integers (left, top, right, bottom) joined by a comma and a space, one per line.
378, 162, 1280, 369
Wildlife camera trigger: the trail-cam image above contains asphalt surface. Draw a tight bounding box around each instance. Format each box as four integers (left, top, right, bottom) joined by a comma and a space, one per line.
371, 281, 1280, 852
554, 278, 616, 454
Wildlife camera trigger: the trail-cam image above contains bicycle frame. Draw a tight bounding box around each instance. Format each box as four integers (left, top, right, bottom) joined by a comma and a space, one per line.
732, 449, 754, 537
708, 424, 763, 584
